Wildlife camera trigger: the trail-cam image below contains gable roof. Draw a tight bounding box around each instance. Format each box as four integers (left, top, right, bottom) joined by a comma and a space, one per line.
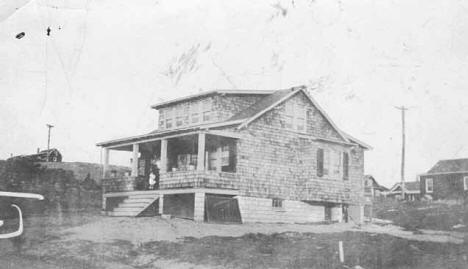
426, 158, 468, 174
364, 175, 388, 191
341, 132, 372, 150
389, 181, 420, 192
229, 87, 300, 122
151, 90, 274, 109
234, 85, 351, 143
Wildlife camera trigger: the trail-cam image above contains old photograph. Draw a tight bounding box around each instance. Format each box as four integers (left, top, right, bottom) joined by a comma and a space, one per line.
1, 0, 467, 268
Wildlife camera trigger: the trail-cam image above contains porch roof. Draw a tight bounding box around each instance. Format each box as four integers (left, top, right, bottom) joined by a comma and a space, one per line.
96, 121, 243, 148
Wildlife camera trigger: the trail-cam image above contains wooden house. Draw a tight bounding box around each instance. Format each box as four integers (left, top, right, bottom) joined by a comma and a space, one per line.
97, 86, 371, 223
419, 158, 468, 201
363, 175, 388, 200
386, 181, 421, 201
10, 148, 62, 163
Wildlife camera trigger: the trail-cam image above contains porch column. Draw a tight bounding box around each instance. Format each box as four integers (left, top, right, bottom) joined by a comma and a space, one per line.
216, 146, 222, 172
197, 133, 206, 171
102, 148, 109, 178
194, 192, 205, 222
131, 143, 139, 177
160, 139, 168, 172
159, 195, 164, 215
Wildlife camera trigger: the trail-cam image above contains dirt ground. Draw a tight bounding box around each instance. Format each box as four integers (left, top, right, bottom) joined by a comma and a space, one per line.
1, 213, 467, 269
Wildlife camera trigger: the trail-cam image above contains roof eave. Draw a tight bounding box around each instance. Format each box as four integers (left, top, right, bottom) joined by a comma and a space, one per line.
96, 120, 244, 147
150, 90, 275, 110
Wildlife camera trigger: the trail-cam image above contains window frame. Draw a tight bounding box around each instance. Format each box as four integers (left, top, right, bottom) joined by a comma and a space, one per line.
272, 198, 283, 208
190, 101, 200, 124
426, 178, 433, 193
342, 152, 349, 180
464, 176, 468, 191
165, 108, 173, 129
159, 110, 165, 129
295, 105, 307, 132
202, 99, 212, 122
317, 148, 324, 177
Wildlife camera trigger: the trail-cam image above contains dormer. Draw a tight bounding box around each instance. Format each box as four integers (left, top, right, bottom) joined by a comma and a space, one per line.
151, 90, 273, 130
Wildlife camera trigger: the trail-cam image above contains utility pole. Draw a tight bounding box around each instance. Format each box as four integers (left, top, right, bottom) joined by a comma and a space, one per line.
394, 106, 408, 200
46, 124, 54, 161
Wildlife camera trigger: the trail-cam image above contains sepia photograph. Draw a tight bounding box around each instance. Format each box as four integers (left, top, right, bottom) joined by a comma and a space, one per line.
0, 0, 467, 268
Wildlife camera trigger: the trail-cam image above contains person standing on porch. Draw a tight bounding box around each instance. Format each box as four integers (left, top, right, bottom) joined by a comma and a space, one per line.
148, 170, 156, 190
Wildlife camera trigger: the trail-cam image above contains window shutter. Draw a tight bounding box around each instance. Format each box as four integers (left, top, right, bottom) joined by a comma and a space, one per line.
343, 152, 349, 180
317, 148, 324, 177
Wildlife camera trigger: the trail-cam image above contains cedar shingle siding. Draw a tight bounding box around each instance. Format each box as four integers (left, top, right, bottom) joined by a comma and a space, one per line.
223, 91, 364, 204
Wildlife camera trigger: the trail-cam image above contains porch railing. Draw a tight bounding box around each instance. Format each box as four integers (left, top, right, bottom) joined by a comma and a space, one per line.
159, 170, 239, 190
102, 175, 137, 193
102, 171, 240, 193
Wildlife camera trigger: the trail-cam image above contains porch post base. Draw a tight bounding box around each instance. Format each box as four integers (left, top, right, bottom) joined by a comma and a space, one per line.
194, 192, 205, 222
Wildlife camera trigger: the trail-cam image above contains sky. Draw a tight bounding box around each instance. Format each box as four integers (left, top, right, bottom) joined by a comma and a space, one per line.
1, 0, 468, 188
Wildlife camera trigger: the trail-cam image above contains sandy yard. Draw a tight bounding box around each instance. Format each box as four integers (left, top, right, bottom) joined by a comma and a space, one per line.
62, 216, 465, 244
0, 213, 467, 269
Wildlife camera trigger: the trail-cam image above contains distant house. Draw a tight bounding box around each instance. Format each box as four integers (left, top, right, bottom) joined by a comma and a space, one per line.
363, 175, 388, 200
386, 181, 420, 201
9, 148, 62, 163
419, 158, 468, 200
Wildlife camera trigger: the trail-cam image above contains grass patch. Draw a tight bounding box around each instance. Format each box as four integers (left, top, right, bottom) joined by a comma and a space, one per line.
137, 232, 467, 269
374, 199, 468, 231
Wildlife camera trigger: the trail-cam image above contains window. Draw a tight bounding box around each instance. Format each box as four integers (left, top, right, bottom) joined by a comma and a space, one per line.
159, 110, 165, 129
285, 102, 294, 129
272, 198, 283, 208
330, 150, 342, 176
202, 99, 212, 122
464, 176, 468, 191
296, 106, 307, 131
165, 108, 173, 129
183, 105, 189, 125
221, 145, 230, 166
317, 148, 324, 177
426, 178, 433, 193
207, 150, 217, 171
342, 152, 349, 180
284, 101, 307, 131
190, 101, 200, 124
175, 106, 183, 127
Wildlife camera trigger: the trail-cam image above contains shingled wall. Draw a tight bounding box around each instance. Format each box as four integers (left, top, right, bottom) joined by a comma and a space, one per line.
230, 91, 364, 205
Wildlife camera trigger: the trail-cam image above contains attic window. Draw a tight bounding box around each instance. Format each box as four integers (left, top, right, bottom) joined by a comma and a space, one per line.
202, 99, 212, 122
284, 101, 307, 132
165, 108, 173, 129
159, 110, 165, 129
191, 102, 200, 124
175, 107, 183, 127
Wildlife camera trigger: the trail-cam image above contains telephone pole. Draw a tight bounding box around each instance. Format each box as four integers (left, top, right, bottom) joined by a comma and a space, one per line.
394, 106, 408, 200
46, 124, 54, 161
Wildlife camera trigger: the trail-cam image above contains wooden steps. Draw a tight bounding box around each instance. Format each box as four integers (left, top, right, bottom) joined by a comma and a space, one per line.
107, 193, 160, 217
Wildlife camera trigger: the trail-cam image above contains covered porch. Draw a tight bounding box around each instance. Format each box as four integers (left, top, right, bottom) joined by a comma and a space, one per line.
99, 130, 241, 194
